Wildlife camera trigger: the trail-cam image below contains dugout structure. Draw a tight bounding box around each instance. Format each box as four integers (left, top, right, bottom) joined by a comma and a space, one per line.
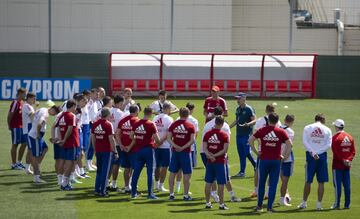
109, 52, 317, 98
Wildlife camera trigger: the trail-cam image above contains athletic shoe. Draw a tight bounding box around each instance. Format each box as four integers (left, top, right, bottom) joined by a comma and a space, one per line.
11, 164, 23, 170
34, 178, 46, 184
169, 195, 175, 201
250, 191, 257, 198
25, 169, 34, 175
297, 202, 307, 209
205, 203, 212, 209
118, 188, 131, 194
183, 195, 193, 201
147, 194, 159, 200
61, 184, 73, 191
254, 206, 263, 213
316, 204, 323, 211
330, 204, 340, 210
285, 193, 292, 203
232, 172, 245, 178
230, 196, 242, 202
86, 165, 96, 172
99, 193, 110, 198
279, 197, 292, 206
219, 204, 229, 210
108, 186, 118, 192
157, 186, 169, 192
344, 206, 350, 210
211, 193, 220, 203
71, 178, 82, 184
267, 208, 274, 213
17, 162, 26, 169
131, 193, 139, 199
80, 173, 91, 179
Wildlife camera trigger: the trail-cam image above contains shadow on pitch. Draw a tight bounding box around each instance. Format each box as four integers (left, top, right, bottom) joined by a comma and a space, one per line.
168, 208, 206, 214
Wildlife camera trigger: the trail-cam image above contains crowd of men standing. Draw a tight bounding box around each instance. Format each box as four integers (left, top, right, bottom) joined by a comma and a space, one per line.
7, 85, 356, 212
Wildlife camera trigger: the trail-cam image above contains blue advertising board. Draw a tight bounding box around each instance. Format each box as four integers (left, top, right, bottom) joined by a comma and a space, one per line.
0, 78, 92, 100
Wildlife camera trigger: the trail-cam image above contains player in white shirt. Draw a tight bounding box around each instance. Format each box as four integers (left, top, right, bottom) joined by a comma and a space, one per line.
80, 90, 92, 175
22, 92, 37, 174
279, 115, 295, 206
251, 104, 281, 198
28, 106, 60, 183
201, 106, 241, 203
121, 88, 136, 113
109, 95, 126, 190
153, 102, 174, 192
150, 90, 179, 115
298, 114, 332, 210
86, 88, 100, 170
96, 87, 106, 111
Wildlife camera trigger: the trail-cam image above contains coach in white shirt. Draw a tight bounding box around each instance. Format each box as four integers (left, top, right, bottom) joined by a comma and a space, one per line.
150, 90, 179, 115
298, 114, 332, 211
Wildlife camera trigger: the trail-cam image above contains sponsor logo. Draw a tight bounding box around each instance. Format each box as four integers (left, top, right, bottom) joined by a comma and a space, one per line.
173, 124, 188, 134
310, 128, 324, 138
155, 118, 164, 128
121, 120, 132, 130
94, 124, 105, 135
341, 136, 352, 146
135, 124, 146, 134
263, 131, 279, 141
208, 134, 220, 144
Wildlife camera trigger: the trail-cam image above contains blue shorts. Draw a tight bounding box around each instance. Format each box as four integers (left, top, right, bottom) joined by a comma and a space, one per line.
281, 162, 294, 177
53, 143, 63, 160
23, 134, 30, 149
112, 146, 121, 166
155, 148, 171, 168
205, 162, 229, 185
29, 133, 48, 157
63, 147, 81, 161
200, 153, 207, 167
119, 151, 132, 168
11, 128, 26, 145
306, 152, 328, 183
169, 151, 192, 175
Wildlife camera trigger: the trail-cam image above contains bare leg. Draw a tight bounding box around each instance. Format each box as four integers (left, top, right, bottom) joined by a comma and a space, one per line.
205, 183, 212, 203
280, 175, 289, 197
11, 144, 18, 165
168, 172, 176, 194
318, 183, 324, 202
183, 174, 191, 196
302, 182, 311, 201
218, 184, 225, 205
17, 143, 27, 162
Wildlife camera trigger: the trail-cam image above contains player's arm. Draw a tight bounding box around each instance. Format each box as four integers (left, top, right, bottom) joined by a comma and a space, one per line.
115, 128, 123, 149
169, 102, 179, 115
36, 118, 45, 139
282, 139, 292, 161
7, 111, 14, 130
212, 142, 229, 158
167, 132, 179, 150
229, 119, 237, 129
126, 131, 136, 152
108, 134, 117, 154
203, 141, 214, 161
246, 115, 257, 127
60, 125, 73, 146
152, 133, 161, 146
179, 133, 195, 152
248, 135, 259, 156
91, 133, 96, 149
50, 121, 57, 143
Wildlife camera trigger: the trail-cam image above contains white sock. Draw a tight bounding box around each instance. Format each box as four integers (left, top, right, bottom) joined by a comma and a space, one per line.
25, 163, 30, 170
280, 197, 285, 202
211, 190, 217, 196
229, 190, 235, 197
317, 201, 321, 206
112, 180, 117, 188
80, 168, 85, 175
155, 180, 160, 188
170, 193, 174, 196
70, 172, 75, 180
17, 160, 21, 164
159, 182, 164, 188
176, 181, 181, 189
34, 175, 40, 181
62, 176, 69, 186
57, 174, 63, 184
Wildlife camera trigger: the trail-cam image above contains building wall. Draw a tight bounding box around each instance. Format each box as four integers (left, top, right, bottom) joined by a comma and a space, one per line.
0, 0, 232, 53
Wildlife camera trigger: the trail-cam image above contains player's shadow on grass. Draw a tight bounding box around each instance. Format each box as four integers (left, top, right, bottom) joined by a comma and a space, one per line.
168, 208, 206, 214
238, 197, 256, 203
96, 197, 130, 203
167, 200, 204, 207
0, 181, 34, 186
132, 199, 168, 204
0, 173, 20, 178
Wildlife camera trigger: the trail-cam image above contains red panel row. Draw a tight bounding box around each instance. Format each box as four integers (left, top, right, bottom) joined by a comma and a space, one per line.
112, 79, 312, 93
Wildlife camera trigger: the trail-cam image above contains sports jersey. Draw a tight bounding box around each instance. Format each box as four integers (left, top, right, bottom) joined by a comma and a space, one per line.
303, 122, 332, 156
87, 99, 99, 122
203, 129, 229, 164
168, 119, 195, 153
28, 108, 49, 138
280, 125, 295, 163
153, 113, 173, 149
255, 116, 282, 151
9, 100, 23, 128
132, 119, 158, 152
109, 107, 125, 129
253, 126, 289, 160
150, 100, 177, 114
22, 102, 35, 134
203, 97, 227, 122
332, 131, 356, 170
123, 99, 135, 114
57, 111, 80, 148
91, 118, 114, 153
117, 115, 139, 147
201, 118, 231, 153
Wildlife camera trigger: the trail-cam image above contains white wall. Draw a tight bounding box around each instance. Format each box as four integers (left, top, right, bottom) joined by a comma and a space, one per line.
0, 0, 232, 53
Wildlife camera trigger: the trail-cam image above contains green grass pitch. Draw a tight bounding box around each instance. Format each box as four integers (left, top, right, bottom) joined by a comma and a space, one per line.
0, 98, 359, 219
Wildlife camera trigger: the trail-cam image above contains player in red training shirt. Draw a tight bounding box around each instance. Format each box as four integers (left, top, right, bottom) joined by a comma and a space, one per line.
168, 107, 195, 201
203, 116, 230, 210
115, 104, 140, 193
203, 85, 228, 123
127, 107, 161, 199
57, 99, 80, 191
249, 112, 292, 213
331, 119, 356, 209
7, 88, 27, 170
91, 107, 117, 197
